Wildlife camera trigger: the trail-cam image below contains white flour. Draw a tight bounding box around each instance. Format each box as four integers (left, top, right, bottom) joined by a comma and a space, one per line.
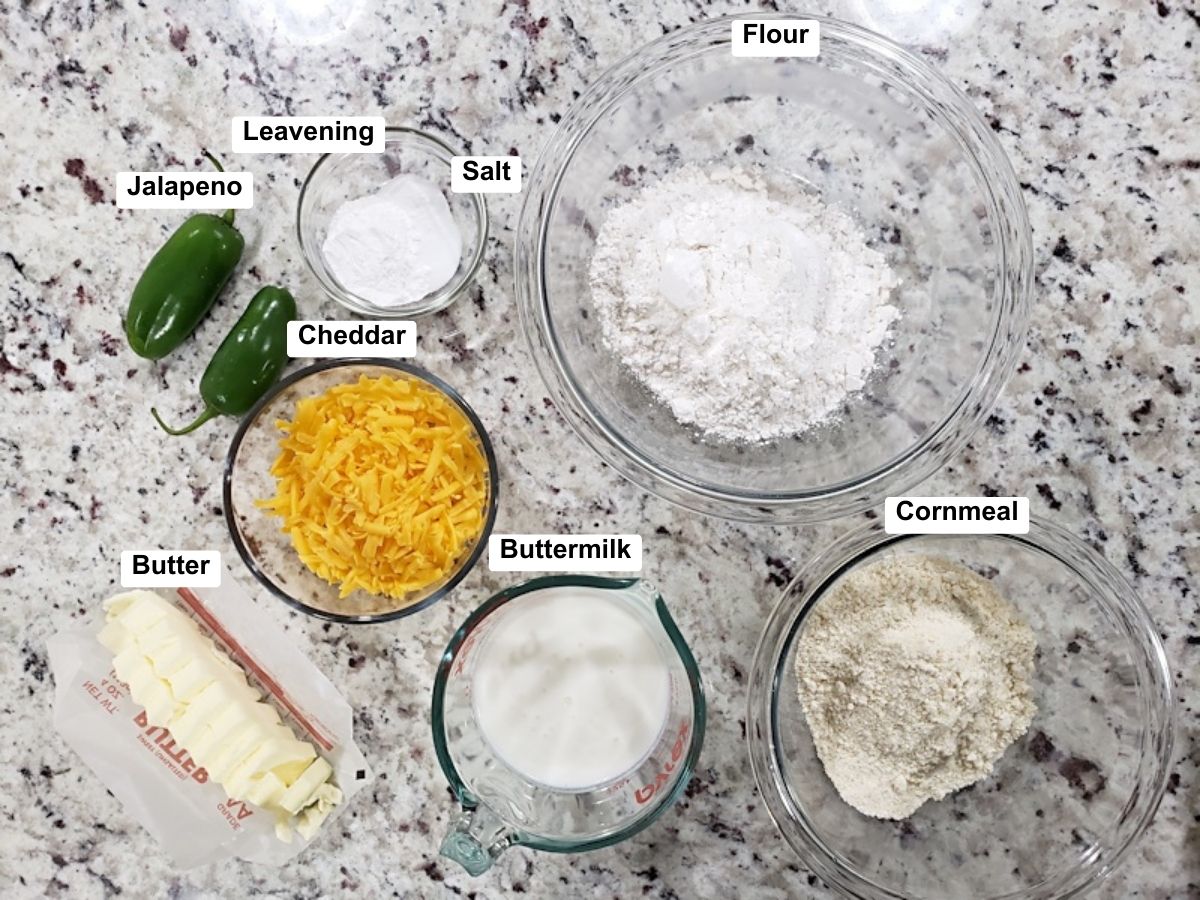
795, 556, 1037, 820
588, 166, 898, 442
322, 173, 461, 308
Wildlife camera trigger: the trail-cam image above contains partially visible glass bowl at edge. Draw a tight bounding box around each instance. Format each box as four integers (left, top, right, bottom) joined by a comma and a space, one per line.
747, 520, 1174, 899
515, 15, 1033, 522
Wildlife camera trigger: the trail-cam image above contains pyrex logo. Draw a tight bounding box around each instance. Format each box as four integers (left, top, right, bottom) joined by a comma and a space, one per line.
634, 720, 690, 804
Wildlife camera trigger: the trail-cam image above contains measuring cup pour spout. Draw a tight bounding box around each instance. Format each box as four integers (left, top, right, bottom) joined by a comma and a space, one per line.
440, 804, 515, 875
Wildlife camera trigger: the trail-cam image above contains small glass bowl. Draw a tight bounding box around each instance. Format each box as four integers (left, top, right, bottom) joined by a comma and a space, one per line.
297, 126, 488, 318
223, 359, 498, 624
747, 519, 1174, 899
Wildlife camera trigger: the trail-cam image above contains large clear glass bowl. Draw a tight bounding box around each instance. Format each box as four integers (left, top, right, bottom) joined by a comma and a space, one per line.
746, 520, 1174, 899
515, 15, 1032, 522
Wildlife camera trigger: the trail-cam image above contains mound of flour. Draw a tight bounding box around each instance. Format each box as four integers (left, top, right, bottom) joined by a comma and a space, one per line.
588, 166, 898, 443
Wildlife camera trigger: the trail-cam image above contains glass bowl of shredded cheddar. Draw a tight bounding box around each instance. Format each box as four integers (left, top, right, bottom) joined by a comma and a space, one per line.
224, 359, 498, 623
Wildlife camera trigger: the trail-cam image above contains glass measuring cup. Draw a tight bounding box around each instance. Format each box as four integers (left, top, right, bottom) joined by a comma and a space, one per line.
431, 575, 706, 875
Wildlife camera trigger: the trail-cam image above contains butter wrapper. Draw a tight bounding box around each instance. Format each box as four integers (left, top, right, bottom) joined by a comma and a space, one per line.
48, 570, 372, 867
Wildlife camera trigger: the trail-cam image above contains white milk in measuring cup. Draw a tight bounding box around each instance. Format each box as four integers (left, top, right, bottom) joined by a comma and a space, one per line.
471, 586, 671, 790
432, 577, 706, 875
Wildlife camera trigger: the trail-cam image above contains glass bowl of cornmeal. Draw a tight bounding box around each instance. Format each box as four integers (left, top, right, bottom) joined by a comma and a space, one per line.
747, 519, 1174, 899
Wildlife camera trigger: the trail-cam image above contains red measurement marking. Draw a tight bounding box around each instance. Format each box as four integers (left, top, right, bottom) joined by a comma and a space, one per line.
176, 587, 334, 753
634, 720, 690, 805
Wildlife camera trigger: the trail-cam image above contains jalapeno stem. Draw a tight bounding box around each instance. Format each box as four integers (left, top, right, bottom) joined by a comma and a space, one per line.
201, 149, 237, 226
151, 405, 220, 436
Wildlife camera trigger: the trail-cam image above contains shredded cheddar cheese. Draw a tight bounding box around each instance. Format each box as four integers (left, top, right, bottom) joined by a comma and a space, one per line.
259, 374, 489, 601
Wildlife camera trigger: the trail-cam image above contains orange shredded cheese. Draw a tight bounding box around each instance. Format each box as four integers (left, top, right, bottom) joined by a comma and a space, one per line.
258, 374, 489, 601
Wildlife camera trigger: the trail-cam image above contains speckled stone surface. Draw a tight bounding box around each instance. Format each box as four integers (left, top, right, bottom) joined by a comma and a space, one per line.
2, 1, 1196, 897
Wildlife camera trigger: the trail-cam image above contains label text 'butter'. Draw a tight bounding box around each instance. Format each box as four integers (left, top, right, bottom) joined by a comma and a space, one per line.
120, 551, 222, 587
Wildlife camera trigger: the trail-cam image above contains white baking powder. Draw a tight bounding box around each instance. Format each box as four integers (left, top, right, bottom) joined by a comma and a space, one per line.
322, 173, 461, 308
588, 166, 899, 442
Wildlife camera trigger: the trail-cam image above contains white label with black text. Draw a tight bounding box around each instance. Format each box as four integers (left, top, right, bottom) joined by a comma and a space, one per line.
120, 551, 222, 588
116, 173, 253, 209
488, 535, 642, 572
884, 497, 1029, 535
231, 116, 385, 153
731, 19, 820, 57
451, 156, 522, 193
286, 321, 416, 358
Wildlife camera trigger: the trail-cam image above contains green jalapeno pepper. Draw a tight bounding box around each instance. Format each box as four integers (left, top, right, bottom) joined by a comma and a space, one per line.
151, 285, 296, 435
125, 152, 245, 359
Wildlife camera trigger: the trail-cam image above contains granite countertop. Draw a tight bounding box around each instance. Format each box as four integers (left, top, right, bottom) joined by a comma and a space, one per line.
2, 0, 1195, 897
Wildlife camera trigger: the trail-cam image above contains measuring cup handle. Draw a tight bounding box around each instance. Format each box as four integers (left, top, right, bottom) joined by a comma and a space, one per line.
439, 805, 516, 876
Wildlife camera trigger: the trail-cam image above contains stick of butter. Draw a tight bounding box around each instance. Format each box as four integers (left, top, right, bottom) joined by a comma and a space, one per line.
98, 590, 343, 842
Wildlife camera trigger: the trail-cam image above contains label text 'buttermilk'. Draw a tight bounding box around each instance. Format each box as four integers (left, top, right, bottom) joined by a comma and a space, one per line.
488, 534, 643, 572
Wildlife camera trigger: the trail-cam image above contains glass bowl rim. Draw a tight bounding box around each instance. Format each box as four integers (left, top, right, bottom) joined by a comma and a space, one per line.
514, 13, 1034, 523
430, 574, 707, 852
296, 125, 489, 319
745, 517, 1176, 899
222, 357, 500, 625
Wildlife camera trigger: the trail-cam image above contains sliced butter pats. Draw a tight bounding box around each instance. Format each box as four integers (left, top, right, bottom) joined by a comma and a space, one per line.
165, 657, 224, 703
204, 705, 285, 783
103, 590, 170, 632
141, 679, 178, 724
272, 757, 314, 786
112, 647, 160, 698
225, 737, 316, 798
296, 787, 342, 840
277, 756, 334, 814
135, 609, 193, 650
145, 635, 206, 680
169, 679, 259, 744
280, 780, 343, 842
186, 705, 256, 760
97, 620, 135, 656
245, 771, 288, 807
98, 590, 342, 843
